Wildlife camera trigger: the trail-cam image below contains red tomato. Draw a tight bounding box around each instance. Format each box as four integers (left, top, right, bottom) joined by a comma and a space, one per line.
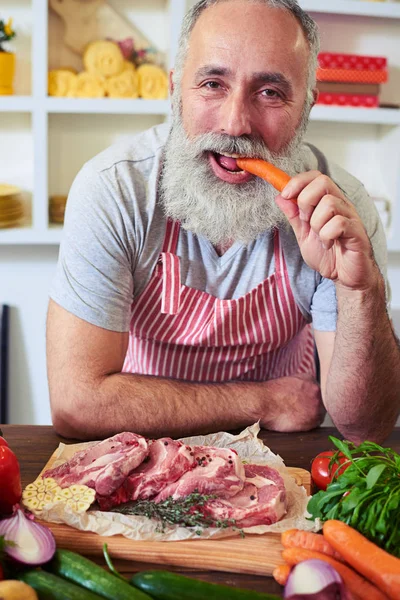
311, 450, 349, 490
0, 563, 3, 580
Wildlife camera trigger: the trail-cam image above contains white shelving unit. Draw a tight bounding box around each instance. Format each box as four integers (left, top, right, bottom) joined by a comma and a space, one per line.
300, 0, 400, 18
0, 0, 400, 251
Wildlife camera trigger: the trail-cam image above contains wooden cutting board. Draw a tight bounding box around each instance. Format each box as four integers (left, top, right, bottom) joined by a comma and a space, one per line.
37, 447, 310, 577
49, 0, 164, 64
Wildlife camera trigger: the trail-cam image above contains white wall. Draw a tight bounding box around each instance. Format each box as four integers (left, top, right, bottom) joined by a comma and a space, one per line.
1, 246, 58, 425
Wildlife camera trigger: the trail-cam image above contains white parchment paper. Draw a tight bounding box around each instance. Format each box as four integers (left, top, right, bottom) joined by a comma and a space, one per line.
31, 423, 320, 541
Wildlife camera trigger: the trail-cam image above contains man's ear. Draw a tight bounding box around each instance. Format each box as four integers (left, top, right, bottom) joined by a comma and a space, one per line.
169, 69, 175, 97
312, 87, 319, 107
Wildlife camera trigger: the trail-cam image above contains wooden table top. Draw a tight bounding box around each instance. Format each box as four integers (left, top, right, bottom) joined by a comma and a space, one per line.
2, 424, 400, 596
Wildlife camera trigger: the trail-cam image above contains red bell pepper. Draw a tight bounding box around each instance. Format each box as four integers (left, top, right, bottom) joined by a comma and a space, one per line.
0, 443, 22, 515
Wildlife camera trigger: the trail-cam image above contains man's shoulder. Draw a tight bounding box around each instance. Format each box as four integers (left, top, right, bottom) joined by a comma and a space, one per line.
81, 122, 170, 177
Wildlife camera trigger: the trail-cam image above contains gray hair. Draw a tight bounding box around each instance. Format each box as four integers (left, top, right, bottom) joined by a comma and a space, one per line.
173, 0, 320, 104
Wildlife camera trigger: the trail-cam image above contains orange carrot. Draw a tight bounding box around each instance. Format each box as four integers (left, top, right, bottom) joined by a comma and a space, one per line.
281, 528, 344, 561
236, 158, 291, 193
282, 547, 389, 600
323, 520, 400, 600
272, 563, 291, 586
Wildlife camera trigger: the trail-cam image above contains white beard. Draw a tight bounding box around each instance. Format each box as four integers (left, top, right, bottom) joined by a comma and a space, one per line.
159, 109, 308, 246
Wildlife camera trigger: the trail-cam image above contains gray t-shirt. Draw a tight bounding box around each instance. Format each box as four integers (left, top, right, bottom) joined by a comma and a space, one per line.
50, 122, 388, 333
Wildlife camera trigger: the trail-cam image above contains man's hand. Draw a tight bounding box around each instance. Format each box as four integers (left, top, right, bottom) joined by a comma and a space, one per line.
275, 172, 378, 290
259, 374, 324, 432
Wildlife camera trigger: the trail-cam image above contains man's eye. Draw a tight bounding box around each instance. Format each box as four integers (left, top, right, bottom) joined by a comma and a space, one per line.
261, 89, 281, 98
204, 81, 221, 89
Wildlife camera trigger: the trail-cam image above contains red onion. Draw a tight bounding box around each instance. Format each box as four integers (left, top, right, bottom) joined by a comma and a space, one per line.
0, 508, 56, 565
284, 559, 351, 600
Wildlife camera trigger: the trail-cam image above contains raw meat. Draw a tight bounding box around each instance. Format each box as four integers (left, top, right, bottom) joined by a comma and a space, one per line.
97, 437, 196, 510
201, 464, 287, 527
44, 432, 149, 496
154, 446, 245, 502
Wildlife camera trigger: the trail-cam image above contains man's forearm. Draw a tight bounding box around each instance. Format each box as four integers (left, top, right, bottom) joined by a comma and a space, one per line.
52, 372, 323, 440
325, 272, 400, 443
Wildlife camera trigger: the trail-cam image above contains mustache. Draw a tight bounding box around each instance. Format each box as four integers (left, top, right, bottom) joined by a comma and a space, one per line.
189, 132, 277, 161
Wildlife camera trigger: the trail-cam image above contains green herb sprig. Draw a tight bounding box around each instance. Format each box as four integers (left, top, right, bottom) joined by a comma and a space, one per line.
113, 491, 239, 536
307, 436, 400, 557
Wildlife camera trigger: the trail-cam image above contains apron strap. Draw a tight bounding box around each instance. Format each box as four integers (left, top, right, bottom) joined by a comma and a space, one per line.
162, 218, 181, 254
161, 252, 181, 314
273, 228, 283, 278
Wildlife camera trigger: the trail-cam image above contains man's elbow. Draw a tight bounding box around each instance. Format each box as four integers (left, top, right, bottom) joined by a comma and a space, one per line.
51, 395, 93, 441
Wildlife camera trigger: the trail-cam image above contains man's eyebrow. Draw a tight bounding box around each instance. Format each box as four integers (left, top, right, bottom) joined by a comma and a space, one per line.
252, 72, 293, 93
194, 65, 234, 79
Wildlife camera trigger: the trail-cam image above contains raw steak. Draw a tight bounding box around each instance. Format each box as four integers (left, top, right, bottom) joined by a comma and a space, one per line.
154, 446, 245, 502
96, 437, 196, 510
43, 432, 149, 496
201, 464, 287, 527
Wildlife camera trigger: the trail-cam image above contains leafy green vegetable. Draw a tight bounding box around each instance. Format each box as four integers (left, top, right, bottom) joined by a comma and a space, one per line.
113, 491, 240, 535
307, 437, 400, 557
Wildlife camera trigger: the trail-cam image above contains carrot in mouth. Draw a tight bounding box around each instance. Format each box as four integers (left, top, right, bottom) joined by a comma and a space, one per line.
236, 157, 292, 193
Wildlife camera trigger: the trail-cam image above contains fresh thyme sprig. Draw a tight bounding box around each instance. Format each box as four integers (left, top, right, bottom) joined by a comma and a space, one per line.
113, 491, 239, 535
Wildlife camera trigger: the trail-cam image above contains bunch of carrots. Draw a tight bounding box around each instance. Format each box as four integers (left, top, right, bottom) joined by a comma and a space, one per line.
273, 520, 400, 600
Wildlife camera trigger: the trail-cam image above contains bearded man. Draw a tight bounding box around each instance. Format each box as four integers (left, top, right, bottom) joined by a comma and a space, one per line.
47, 0, 400, 443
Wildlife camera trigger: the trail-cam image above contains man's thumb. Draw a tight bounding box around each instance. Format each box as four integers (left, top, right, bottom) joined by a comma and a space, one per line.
275, 194, 302, 237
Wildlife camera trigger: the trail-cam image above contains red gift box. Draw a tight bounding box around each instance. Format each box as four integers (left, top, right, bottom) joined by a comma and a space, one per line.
317, 92, 379, 108
318, 52, 387, 72
316, 68, 388, 84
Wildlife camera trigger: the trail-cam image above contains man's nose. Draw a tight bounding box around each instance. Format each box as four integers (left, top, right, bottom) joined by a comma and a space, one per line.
219, 92, 252, 137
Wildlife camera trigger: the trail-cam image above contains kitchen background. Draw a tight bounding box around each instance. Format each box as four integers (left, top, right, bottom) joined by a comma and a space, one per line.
1, 0, 400, 426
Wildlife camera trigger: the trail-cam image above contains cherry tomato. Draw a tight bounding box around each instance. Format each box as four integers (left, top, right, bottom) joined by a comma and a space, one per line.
0, 563, 3, 580
311, 450, 349, 491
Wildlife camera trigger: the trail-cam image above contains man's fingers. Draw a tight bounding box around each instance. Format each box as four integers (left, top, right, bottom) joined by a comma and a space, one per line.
319, 215, 367, 250
281, 170, 323, 201
310, 194, 356, 236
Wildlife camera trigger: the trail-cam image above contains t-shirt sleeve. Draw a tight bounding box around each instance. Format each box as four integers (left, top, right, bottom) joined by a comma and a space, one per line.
49, 163, 136, 332
310, 182, 390, 332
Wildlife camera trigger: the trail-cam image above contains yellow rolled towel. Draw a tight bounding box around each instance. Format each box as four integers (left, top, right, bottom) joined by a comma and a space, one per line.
84, 40, 125, 79
106, 68, 139, 98
48, 69, 77, 97
137, 64, 168, 100
123, 60, 135, 73
67, 71, 106, 98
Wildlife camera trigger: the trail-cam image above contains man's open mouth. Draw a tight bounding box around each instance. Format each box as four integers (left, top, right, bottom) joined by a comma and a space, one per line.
212, 152, 244, 173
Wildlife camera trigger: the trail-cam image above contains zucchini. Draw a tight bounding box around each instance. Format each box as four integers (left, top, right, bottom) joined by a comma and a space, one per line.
18, 569, 104, 600
131, 570, 282, 600
45, 549, 151, 600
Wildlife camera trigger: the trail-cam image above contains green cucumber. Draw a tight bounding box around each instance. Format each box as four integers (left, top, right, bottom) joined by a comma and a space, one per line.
46, 549, 151, 600
19, 569, 104, 600
131, 570, 282, 600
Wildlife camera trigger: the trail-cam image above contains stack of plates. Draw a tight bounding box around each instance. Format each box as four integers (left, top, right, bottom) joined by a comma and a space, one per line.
0, 184, 24, 228
49, 195, 68, 224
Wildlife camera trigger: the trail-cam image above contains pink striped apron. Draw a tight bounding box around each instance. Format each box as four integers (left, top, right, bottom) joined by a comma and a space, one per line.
122, 219, 316, 382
